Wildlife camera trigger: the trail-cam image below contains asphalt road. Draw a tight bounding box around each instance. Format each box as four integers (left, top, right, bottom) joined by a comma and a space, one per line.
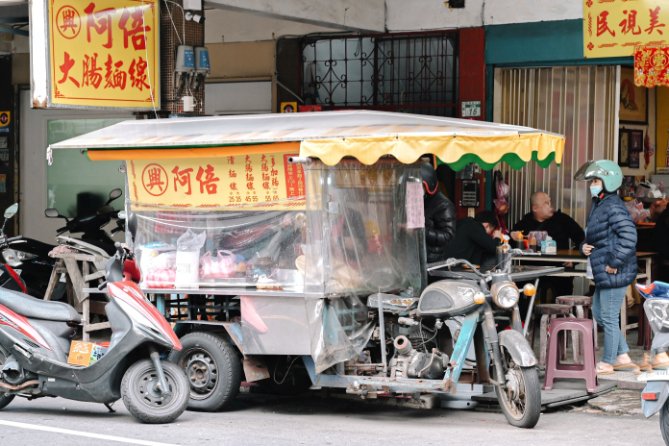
0, 391, 663, 446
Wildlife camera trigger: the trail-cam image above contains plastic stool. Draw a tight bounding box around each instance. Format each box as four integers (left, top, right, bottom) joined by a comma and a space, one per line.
555, 295, 592, 319
531, 303, 572, 369
543, 318, 597, 393
556, 295, 598, 354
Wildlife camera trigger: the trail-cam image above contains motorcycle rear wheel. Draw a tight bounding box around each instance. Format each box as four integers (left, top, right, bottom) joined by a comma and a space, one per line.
494, 347, 541, 428
660, 399, 669, 446
0, 346, 15, 410
121, 359, 189, 424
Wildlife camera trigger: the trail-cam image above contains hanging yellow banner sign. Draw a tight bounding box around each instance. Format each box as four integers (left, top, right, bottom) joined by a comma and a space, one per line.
583, 0, 669, 58
48, 0, 160, 108
128, 153, 306, 210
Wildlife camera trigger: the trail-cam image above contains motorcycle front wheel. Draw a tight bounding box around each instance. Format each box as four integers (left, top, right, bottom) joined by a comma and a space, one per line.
660, 399, 669, 446
121, 359, 189, 424
494, 347, 541, 428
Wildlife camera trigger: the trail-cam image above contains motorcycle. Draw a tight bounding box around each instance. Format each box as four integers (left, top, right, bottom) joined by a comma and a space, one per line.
0, 243, 190, 423
418, 248, 542, 427
0, 203, 59, 298
45, 188, 124, 256
637, 281, 669, 445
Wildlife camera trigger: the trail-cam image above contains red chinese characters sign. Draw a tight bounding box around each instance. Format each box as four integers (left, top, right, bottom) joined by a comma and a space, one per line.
634, 45, 669, 86
583, 0, 669, 58
48, 0, 159, 108
129, 154, 306, 210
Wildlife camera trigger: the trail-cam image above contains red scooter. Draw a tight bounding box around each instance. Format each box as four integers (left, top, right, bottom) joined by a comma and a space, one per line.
0, 244, 189, 423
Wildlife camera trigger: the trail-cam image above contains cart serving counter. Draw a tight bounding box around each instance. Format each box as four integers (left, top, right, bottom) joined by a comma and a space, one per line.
49, 110, 565, 428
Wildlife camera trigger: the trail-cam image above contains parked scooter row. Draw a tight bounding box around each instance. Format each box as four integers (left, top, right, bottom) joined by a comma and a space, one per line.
0, 188, 124, 300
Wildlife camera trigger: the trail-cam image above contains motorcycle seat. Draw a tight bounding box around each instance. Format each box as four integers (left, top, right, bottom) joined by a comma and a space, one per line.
0, 288, 81, 323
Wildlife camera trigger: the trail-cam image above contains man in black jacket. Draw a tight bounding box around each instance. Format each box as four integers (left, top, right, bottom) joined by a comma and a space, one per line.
513, 191, 584, 250
513, 191, 585, 300
421, 163, 456, 263
444, 211, 502, 271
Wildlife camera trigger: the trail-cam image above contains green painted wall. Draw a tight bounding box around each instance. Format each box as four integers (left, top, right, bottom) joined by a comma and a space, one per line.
485, 19, 631, 67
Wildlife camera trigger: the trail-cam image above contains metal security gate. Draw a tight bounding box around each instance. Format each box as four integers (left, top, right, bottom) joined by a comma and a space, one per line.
301, 33, 458, 117
494, 66, 618, 229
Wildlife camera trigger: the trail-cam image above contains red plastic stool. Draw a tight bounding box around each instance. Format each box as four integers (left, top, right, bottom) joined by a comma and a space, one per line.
556, 295, 597, 354
531, 303, 572, 369
543, 318, 597, 393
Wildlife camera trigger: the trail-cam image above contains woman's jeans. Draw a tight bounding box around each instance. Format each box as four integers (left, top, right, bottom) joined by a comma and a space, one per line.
592, 286, 629, 364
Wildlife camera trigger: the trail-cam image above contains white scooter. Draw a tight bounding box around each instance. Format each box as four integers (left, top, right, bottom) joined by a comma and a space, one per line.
637, 281, 669, 446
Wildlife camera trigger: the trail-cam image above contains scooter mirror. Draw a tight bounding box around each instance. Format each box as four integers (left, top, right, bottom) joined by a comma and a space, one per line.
3, 203, 18, 219
44, 208, 60, 218
108, 188, 123, 201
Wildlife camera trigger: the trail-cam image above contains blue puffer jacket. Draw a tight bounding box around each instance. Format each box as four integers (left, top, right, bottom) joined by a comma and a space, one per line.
583, 193, 637, 289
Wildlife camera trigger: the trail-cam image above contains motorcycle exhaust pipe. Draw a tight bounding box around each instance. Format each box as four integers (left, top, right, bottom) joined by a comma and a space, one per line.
0, 379, 39, 391
393, 335, 413, 356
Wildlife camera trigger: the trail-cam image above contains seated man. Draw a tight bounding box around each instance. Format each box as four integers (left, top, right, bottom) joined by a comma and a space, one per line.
513, 191, 584, 250
444, 211, 502, 271
513, 191, 585, 300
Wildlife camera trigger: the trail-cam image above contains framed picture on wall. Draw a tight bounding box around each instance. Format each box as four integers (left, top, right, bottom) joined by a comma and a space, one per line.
628, 129, 643, 169
619, 128, 630, 166
619, 67, 648, 123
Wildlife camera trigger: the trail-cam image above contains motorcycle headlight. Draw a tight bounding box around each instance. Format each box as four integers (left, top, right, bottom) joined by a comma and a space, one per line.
3, 249, 37, 267
491, 281, 519, 309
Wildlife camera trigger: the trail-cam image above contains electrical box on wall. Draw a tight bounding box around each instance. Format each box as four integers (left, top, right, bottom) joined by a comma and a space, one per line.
183, 0, 202, 11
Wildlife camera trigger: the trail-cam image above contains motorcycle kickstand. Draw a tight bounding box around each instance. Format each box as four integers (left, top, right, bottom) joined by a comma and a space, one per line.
104, 402, 115, 413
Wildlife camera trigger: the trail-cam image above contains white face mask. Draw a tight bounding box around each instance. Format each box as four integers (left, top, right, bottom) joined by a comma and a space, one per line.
590, 184, 603, 197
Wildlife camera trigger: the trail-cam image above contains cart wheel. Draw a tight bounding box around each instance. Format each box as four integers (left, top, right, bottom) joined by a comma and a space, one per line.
494, 346, 541, 428
0, 346, 15, 410
168, 332, 241, 411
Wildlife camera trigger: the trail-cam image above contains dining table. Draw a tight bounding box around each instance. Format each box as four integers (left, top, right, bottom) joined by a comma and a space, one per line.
512, 248, 655, 338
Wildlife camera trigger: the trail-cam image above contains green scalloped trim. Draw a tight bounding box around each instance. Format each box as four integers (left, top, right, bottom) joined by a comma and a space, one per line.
441, 152, 558, 171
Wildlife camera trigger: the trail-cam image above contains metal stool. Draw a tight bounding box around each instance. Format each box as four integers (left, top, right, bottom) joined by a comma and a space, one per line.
531, 303, 572, 369
543, 318, 598, 393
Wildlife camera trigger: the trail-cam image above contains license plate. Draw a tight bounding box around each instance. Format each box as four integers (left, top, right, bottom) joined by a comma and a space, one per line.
640, 369, 669, 382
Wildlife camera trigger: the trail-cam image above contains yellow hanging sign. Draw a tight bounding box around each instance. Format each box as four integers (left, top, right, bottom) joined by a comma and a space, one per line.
128, 153, 306, 210
583, 0, 669, 58
48, 0, 160, 108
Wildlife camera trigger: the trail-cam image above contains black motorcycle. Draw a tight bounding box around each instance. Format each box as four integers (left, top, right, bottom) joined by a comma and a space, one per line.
45, 188, 124, 256
0, 203, 58, 298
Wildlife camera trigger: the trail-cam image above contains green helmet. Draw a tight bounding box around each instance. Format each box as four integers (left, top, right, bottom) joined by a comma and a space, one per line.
574, 160, 623, 192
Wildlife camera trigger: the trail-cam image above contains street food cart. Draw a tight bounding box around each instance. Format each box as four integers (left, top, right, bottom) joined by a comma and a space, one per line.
49, 110, 565, 428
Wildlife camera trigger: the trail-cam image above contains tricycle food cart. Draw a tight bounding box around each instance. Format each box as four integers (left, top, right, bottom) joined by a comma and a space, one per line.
49, 110, 565, 428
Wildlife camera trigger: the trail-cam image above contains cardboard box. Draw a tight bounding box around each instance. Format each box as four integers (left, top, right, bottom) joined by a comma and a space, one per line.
67, 341, 108, 366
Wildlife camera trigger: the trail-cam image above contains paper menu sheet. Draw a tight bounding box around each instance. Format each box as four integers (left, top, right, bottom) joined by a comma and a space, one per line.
405, 181, 425, 229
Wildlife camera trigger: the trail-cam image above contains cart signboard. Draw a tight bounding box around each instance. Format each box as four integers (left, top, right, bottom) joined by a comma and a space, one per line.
129, 153, 305, 210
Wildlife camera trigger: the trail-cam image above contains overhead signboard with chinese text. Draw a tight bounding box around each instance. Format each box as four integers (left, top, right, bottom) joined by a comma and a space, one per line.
32, 0, 160, 109
584, 0, 669, 58
128, 153, 306, 211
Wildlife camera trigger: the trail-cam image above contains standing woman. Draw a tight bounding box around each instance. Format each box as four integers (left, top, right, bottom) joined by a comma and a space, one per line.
575, 160, 639, 374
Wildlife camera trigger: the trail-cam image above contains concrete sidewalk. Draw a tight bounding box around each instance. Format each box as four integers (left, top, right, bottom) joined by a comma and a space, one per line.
534, 322, 649, 416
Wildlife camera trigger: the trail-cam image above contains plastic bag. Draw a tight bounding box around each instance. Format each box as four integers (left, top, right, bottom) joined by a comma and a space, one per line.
174, 229, 206, 288
200, 250, 241, 279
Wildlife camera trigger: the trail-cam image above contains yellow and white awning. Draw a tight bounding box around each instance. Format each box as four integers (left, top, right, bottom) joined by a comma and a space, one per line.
49, 110, 564, 170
